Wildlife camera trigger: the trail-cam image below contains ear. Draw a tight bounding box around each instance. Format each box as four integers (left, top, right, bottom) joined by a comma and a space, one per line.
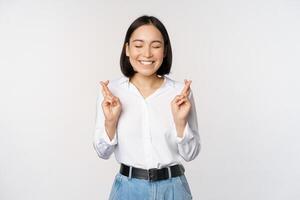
125, 42, 129, 57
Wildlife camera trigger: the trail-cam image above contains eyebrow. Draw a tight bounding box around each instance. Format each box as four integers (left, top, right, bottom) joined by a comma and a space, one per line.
131, 39, 163, 44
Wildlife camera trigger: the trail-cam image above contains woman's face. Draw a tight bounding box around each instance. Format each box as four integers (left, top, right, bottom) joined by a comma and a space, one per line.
126, 24, 165, 77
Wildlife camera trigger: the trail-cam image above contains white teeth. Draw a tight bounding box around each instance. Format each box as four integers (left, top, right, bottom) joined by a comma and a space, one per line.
140, 61, 153, 65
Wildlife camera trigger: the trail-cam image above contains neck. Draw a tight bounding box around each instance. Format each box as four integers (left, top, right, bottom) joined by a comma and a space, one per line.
129, 74, 164, 89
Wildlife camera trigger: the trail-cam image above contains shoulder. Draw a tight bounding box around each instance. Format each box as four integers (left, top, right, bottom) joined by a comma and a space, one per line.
107, 76, 126, 84
102, 76, 129, 94
105, 76, 128, 87
165, 75, 186, 90
165, 76, 194, 98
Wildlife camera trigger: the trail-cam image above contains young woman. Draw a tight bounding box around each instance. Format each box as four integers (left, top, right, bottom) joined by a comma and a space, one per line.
94, 15, 200, 200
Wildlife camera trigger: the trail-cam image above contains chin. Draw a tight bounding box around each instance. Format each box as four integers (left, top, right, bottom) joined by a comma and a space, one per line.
135, 70, 157, 77
134, 65, 161, 74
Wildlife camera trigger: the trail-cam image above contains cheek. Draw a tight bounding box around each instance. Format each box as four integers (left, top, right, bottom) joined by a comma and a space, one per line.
128, 49, 140, 59
153, 48, 164, 57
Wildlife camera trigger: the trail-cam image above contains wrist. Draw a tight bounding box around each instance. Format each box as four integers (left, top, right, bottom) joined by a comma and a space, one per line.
105, 119, 118, 127
174, 119, 187, 126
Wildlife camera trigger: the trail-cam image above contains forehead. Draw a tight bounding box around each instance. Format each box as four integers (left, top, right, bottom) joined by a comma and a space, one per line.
130, 25, 163, 42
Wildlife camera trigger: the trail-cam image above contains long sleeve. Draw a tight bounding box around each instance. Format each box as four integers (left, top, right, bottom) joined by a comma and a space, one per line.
93, 90, 118, 160
175, 90, 201, 161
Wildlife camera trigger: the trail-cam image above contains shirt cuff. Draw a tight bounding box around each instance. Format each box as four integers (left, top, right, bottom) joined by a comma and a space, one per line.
176, 122, 194, 144
102, 128, 118, 145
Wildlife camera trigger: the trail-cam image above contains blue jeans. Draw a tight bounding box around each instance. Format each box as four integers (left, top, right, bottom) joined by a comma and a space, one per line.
109, 172, 193, 200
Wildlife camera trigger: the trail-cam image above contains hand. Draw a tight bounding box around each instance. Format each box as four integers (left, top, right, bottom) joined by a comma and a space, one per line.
171, 79, 192, 124
100, 80, 122, 124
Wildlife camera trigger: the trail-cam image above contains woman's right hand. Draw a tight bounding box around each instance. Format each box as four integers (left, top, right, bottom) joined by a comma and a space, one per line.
100, 80, 122, 124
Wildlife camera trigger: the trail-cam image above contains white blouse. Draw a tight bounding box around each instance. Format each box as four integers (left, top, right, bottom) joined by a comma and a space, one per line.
93, 75, 200, 169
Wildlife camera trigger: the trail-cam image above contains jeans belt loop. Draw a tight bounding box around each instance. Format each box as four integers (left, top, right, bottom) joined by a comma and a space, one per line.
167, 166, 172, 179
128, 166, 132, 179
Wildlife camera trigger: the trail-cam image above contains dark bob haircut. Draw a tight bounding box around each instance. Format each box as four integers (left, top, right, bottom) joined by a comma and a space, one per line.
120, 15, 173, 78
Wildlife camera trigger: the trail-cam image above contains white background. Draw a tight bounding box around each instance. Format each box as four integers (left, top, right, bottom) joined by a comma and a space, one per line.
1, 0, 300, 199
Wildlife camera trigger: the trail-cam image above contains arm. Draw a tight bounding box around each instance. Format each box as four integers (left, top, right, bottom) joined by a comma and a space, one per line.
93, 91, 118, 160
93, 81, 121, 160
175, 90, 201, 161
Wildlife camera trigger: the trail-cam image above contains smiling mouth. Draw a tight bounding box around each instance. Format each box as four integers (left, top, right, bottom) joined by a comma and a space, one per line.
139, 60, 155, 65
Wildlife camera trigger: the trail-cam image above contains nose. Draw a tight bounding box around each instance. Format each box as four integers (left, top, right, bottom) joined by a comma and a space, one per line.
143, 46, 152, 58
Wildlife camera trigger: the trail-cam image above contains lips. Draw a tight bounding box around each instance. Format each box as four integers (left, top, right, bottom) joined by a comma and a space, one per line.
139, 60, 154, 65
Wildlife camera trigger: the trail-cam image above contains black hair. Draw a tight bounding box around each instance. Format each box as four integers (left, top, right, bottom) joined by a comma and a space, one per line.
120, 15, 172, 77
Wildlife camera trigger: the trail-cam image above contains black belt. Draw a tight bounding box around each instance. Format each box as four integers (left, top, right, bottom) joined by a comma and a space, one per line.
119, 163, 185, 182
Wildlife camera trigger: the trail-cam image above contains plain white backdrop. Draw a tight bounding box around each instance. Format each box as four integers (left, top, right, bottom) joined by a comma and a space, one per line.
1, 0, 300, 199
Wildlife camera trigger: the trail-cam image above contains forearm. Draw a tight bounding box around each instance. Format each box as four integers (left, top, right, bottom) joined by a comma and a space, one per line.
105, 119, 118, 141
174, 119, 187, 138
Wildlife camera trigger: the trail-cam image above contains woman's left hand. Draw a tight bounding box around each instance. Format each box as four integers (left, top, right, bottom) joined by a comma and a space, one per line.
171, 79, 192, 124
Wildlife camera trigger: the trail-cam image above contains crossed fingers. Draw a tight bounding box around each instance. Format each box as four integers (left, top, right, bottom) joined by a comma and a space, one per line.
100, 80, 112, 97
100, 80, 118, 106
181, 79, 192, 97
173, 79, 192, 106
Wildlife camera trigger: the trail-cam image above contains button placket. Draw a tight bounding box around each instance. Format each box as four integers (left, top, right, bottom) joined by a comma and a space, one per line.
142, 99, 154, 167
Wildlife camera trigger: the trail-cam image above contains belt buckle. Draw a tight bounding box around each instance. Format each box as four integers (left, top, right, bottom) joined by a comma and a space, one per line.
148, 168, 158, 182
